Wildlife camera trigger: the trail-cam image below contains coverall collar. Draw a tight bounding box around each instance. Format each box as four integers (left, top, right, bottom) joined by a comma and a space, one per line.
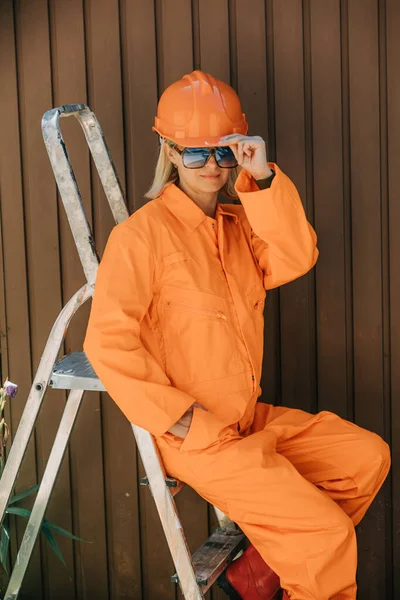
161, 182, 238, 232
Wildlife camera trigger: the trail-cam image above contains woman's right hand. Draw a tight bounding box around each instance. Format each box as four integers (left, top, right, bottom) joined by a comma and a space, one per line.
167, 403, 208, 438
167, 406, 194, 438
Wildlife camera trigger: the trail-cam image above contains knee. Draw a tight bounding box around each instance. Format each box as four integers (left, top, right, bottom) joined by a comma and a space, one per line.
364, 430, 390, 471
354, 429, 391, 484
329, 505, 356, 551
376, 435, 391, 472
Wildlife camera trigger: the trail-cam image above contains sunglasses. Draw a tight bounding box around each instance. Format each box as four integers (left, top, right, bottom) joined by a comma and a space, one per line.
173, 145, 238, 169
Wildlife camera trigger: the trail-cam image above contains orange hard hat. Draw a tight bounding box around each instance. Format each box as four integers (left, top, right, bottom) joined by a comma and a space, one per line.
153, 70, 248, 147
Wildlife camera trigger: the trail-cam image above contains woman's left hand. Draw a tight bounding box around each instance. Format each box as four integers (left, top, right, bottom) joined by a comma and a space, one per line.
218, 134, 272, 180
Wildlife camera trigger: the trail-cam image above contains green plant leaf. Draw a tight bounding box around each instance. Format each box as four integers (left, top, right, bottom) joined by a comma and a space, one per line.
6, 507, 87, 542
40, 524, 67, 569
0, 524, 10, 574
42, 520, 86, 543
40, 524, 73, 581
5, 506, 87, 578
6, 507, 31, 519
8, 484, 39, 505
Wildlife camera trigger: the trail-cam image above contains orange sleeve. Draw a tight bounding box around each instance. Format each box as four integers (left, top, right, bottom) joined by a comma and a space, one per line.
235, 162, 318, 290
83, 224, 194, 436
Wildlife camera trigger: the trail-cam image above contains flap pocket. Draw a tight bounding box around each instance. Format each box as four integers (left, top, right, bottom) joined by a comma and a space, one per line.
162, 251, 188, 266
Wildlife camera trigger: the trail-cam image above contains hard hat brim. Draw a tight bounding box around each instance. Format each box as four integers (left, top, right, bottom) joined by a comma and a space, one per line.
153, 127, 248, 148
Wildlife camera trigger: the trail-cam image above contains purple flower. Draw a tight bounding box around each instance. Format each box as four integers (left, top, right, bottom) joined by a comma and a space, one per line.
3, 380, 18, 399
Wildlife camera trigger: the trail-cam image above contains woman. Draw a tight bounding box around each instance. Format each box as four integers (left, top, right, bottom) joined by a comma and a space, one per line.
84, 70, 390, 600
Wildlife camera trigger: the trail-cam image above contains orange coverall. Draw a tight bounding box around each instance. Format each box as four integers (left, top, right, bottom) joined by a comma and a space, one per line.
84, 163, 390, 599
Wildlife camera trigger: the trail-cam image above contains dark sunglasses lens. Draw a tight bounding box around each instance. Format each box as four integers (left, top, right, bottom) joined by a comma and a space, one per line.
215, 146, 237, 168
182, 148, 209, 169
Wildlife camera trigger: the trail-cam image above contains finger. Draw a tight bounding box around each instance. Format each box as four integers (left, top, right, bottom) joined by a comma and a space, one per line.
179, 415, 192, 428
238, 141, 244, 165
218, 134, 248, 146
229, 144, 239, 161
168, 422, 189, 438
219, 134, 247, 140
219, 134, 265, 146
242, 142, 252, 158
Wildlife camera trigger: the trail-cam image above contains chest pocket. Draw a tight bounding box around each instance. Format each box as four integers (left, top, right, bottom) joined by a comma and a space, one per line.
162, 251, 188, 266
158, 286, 241, 386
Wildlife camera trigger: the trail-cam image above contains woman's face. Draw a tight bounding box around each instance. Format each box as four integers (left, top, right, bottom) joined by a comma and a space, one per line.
166, 144, 230, 195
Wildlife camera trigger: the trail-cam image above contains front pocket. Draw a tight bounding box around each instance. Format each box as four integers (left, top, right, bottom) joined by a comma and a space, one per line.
159, 291, 240, 386
162, 251, 188, 266
179, 406, 239, 452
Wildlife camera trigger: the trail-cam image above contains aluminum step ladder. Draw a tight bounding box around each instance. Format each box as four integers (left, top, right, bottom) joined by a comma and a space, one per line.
0, 105, 245, 600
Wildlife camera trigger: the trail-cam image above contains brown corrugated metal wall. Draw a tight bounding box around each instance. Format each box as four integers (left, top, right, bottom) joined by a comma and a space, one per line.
0, 0, 398, 598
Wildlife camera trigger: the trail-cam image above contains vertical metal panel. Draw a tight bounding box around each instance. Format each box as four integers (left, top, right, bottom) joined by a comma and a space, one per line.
0, 2, 39, 591
339, 0, 356, 424
198, 0, 230, 83
155, 0, 193, 90
272, 0, 317, 412
309, 0, 348, 416
347, 1, 388, 597
235, 0, 268, 141
386, 1, 400, 597
377, 2, 393, 596
119, 0, 159, 212
13, 0, 75, 597
260, 0, 281, 406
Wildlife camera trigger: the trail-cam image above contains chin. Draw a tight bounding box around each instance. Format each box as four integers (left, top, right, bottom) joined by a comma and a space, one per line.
202, 183, 224, 193
198, 177, 226, 192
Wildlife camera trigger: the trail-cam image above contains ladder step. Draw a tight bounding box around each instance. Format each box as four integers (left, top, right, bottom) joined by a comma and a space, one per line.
52, 353, 185, 496
50, 352, 106, 391
171, 529, 245, 590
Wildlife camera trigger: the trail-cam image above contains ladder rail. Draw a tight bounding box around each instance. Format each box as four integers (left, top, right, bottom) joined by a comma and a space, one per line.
0, 284, 92, 527
4, 389, 85, 600
76, 107, 129, 224
41, 105, 129, 287
133, 425, 204, 600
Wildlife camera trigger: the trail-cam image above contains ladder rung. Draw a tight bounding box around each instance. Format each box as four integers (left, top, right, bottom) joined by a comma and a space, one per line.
50, 351, 106, 391
171, 529, 245, 590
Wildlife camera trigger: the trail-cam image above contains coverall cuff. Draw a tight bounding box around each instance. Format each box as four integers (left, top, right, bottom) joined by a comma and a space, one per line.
235, 162, 280, 194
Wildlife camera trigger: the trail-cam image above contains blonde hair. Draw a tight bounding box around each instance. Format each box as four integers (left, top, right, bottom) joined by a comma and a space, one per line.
145, 139, 240, 200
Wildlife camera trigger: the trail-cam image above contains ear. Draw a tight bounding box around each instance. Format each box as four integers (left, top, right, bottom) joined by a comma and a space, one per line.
165, 143, 177, 166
